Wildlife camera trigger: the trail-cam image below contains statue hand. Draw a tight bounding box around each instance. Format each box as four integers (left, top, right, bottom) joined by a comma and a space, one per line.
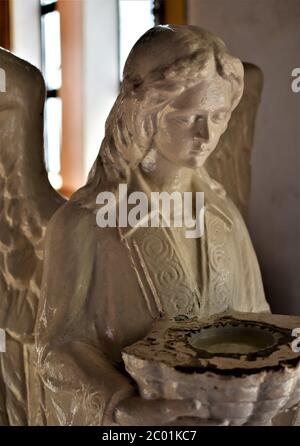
114, 395, 205, 426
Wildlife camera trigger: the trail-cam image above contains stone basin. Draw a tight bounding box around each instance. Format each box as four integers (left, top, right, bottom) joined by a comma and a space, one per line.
188, 324, 281, 355
122, 312, 300, 425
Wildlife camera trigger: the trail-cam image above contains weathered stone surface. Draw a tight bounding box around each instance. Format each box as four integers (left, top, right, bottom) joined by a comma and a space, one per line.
35, 26, 271, 426
0, 24, 285, 426
123, 312, 300, 425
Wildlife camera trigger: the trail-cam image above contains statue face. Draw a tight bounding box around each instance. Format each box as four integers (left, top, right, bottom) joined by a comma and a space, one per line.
154, 75, 233, 168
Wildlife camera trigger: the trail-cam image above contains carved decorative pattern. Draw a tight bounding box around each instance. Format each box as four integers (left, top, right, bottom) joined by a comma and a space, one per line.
132, 229, 201, 318
205, 207, 234, 312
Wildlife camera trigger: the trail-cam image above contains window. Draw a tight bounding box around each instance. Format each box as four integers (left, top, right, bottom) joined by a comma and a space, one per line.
118, 0, 155, 80
40, 0, 62, 189
0, 0, 10, 50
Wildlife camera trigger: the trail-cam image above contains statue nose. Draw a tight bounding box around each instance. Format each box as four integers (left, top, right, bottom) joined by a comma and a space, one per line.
194, 117, 210, 142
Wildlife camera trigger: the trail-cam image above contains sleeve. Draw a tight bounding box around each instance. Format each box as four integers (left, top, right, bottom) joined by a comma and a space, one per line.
35, 202, 135, 426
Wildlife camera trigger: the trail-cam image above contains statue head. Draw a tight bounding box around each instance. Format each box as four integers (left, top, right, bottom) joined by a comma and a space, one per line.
91, 25, 244, 184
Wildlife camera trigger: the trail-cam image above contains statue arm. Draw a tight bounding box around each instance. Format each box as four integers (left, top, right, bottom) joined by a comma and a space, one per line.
38, 341, 135, 425
36, 203, 135, 425
36, 203, 202, 426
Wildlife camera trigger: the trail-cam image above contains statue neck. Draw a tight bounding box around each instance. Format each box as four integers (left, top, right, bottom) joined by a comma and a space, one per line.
139, 150, 193, 193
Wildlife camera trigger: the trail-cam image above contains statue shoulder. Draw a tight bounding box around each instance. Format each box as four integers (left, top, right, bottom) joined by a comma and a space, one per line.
45, 200, 123, 255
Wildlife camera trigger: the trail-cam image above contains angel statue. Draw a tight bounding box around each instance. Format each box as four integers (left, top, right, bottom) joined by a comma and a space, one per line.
0, 25, 269, 426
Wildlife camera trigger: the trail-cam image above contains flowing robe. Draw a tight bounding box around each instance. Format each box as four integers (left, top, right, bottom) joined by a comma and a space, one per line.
36, 169, 269, 425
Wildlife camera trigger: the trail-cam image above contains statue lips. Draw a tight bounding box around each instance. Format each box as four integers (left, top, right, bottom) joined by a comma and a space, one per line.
190, 144, 211, 157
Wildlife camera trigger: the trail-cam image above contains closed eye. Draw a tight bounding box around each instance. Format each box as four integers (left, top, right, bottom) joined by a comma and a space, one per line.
170, 114, 193, 126
211, 111, 228, 124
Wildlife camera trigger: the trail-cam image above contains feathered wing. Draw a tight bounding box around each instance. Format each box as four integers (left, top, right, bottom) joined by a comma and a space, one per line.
206, 62, 263, 220
0, 48, 65, 425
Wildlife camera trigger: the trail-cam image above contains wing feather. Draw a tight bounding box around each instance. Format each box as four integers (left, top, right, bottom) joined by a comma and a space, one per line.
206, 62, 263, 220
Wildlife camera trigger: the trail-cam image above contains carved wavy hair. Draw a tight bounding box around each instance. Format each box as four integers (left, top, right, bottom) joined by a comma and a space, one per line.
72, 25, 244, 204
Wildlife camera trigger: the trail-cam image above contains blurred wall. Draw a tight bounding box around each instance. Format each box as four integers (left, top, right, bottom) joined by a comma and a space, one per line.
188, 0, 300, 315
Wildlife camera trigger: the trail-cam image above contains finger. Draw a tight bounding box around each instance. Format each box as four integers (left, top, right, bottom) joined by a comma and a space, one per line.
115, 397, 203, 426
